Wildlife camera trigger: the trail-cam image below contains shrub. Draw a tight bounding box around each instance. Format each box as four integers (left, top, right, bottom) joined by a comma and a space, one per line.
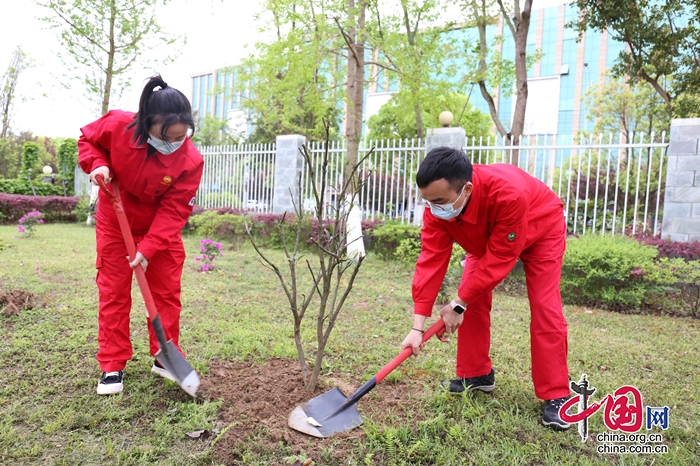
562, 235, 662, 310
195, 238, 223, 272
56, 138, 78, 196
17, 211, 44, 238
20, 141, 40, 178
657, 258, 700, 317
71, 196, 91, 223
0, 178, 65, 196
0, 193, 80, 223
633, 234, 700, 261
370, 222, 421, 259
186, 209, 320, 251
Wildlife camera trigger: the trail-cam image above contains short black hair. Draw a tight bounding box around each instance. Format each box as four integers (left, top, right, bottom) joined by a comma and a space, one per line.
416, 147, 473, 190
127, 75, 196, 146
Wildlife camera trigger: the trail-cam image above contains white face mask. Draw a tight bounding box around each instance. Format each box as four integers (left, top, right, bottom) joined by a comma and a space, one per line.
148, 135, 185, 155
427, 184, 466, 221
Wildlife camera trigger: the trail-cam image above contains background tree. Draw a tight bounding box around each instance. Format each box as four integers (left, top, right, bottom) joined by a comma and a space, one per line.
57, 138, 78, 195
367, 91, 492, 140
570, 0, 700, 118
584, 73, 670, 142
1, 46, 32, 139
20, 142, 40, 181
191, 115, 242, 146
37, 0, 181, 115
369, 0, 469, 139
464, 0, 536, 165
338, 0, 368, 190
232, 0, 344, 142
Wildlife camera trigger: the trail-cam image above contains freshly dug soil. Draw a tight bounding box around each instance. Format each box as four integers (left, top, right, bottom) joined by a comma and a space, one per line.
199, 357, 430, 465
0, 290, 37, 315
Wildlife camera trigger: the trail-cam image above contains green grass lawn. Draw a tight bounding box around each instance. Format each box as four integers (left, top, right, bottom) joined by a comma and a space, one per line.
0, 224, 698, 465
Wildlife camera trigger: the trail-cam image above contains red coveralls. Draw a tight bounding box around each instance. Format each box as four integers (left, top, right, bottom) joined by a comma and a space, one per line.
412, 164, 570, 400
78, 110, 204, 373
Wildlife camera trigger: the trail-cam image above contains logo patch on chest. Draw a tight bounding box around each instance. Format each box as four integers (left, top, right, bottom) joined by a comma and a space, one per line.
161, 176, 172, 185
507, 232, 516, 242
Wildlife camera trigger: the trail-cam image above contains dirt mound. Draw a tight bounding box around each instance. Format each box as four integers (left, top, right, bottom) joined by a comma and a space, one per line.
0, 290, 36, 315
199, 357, 429, 465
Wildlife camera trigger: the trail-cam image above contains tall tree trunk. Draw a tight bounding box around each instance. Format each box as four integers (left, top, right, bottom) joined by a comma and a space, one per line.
507, 0, 532, 166
102, 0, 116, 116
472, 0, 509, 138
415, 102, 423, 139
344, 0, 367, 191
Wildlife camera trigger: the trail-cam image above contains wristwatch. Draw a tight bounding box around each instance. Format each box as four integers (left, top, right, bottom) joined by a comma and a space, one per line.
450, 299, 466, 314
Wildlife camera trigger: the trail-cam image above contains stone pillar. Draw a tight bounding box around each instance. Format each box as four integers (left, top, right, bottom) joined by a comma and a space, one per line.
662, 118, 700, 242
273, 134, 306, 214
414, 127, 467, 224
425, 127, 467, 154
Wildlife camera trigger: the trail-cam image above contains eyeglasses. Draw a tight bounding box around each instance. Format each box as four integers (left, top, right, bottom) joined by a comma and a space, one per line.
424, 184, 466, 211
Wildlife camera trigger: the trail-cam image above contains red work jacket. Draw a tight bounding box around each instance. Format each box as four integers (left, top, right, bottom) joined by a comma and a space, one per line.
412, 164, 564, 316
78, 110, 204, 260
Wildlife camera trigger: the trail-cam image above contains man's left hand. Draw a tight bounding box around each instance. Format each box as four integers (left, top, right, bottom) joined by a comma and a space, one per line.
128, 251, 149, 272
439, 303, 464, 334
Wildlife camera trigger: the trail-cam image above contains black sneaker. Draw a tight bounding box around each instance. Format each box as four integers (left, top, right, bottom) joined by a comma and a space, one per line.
151, 358, 176, 382
441, 368, 496, 393
542, 396, 572, 431
97, 370, 124, 395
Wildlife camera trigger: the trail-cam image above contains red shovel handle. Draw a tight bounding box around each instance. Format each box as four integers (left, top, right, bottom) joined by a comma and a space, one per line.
94, 174, 159, 324
375, 318, 446, 384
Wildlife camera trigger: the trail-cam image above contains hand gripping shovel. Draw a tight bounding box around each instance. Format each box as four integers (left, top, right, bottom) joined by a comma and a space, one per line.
95, 174, 200, 397
288, 318, 447, 437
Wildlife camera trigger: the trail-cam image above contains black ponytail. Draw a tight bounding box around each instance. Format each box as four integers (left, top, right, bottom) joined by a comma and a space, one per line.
127, 74, 196, 146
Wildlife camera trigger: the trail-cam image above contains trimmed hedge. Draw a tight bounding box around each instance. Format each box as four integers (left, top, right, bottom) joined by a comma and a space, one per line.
185, 208, 384, 251
0, 178, 65, 196
0, 193, 81, 223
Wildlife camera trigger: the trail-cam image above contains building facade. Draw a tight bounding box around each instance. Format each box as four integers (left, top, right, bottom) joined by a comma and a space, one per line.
190, 0, 627, 142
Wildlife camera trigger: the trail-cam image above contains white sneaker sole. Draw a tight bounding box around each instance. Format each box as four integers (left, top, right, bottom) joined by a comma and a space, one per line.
151, 364, 177, 382
97, 382, 123, 395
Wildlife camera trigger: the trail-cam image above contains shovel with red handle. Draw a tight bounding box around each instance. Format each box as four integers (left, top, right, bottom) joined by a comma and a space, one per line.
288, 318, 448, 437
95, 174, 200, 397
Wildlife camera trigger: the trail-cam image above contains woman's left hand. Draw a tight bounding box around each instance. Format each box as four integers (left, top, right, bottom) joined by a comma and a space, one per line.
128, 251, 149, 272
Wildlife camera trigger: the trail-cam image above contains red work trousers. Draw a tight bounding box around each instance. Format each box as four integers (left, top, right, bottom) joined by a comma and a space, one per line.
95, 220, 185, 372
457, 218, 570, 400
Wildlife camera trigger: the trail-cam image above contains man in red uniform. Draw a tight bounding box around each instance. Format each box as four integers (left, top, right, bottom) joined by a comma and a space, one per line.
79, 76, 204, 395
401, 146, 571, 430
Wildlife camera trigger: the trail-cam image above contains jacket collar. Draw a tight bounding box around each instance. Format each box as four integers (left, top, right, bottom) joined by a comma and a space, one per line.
460, 168, 481, 225
128, 138, 182, 168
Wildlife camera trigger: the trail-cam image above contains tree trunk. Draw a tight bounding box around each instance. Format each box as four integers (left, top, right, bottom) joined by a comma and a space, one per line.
415, 102, 423, 139
344, 0, 366, 191
102, 0, 116, 116
508, 1, 533, 166
472, 0, 509, 138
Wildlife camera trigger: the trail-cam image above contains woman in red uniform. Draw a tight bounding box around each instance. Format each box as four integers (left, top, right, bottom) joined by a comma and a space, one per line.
78, 75, 204, 395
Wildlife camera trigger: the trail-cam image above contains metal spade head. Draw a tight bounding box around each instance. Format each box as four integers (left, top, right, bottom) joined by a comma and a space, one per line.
288, 387, 363, 438
155, 340, 200, 397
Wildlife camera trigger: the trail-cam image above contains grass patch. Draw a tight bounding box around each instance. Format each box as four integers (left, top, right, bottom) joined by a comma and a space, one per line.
0, 224, 698, 465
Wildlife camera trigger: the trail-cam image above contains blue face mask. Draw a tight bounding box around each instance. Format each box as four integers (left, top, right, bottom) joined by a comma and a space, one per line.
428, 184, 466, 221
148, 135, 185, 155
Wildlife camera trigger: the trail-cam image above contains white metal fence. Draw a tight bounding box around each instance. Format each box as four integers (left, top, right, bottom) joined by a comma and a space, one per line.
198, 143, 275, 211
197, 132, 669, 235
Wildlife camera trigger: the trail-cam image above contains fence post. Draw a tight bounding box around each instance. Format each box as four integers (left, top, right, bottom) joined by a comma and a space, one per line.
662, 118, 700, 242
417, 127, 468, 224
273, 134, 306, 214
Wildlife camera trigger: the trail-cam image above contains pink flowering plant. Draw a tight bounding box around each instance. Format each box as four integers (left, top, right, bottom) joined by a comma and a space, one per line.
195, 238, 223, 272
17, 211, 44, 238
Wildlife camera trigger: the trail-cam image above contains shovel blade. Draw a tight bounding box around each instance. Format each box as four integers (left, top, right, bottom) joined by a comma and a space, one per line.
155, 341, 200, 397
288, 387, 363, 438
